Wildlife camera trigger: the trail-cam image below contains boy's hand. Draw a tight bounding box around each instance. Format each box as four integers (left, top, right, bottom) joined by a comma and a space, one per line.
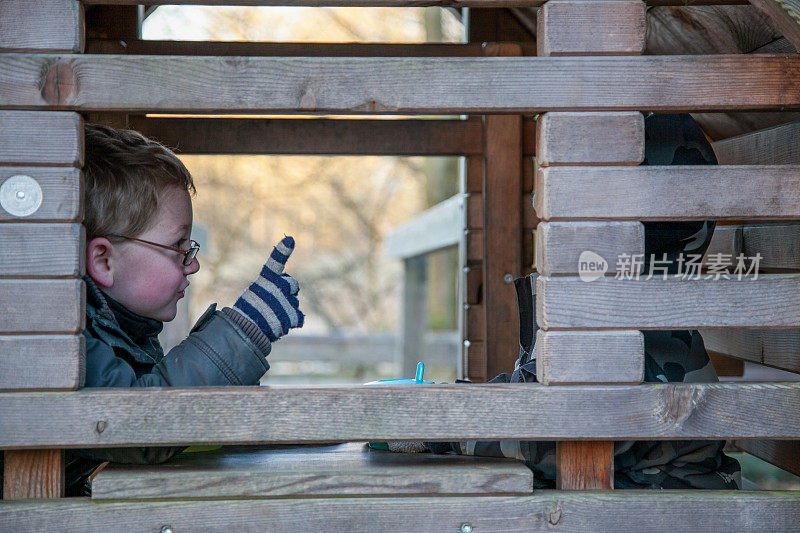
232, 236, 304, 342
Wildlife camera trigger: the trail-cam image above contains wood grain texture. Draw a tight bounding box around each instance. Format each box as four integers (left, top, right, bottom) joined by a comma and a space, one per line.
536, 112, 644, 166
85, 0, 751, 4
535, 330, 644, 385
750, 0, 800, 51
536, 222, 644, 276
0, 335, 84, 390
92, 442, 532, 500
0, 1, 83, 53
4, 55, 800, 112
712, 120, 800, 165
0, 223, 84, 277
537, 0, 646, 56
465, 340, 485, 382
536, 275, 800, 330
0, 279, 84, 333
556, 441, 614, 490
700, 329, 800, 373
732, 440, 800, 477
131, 117, 484, 156
535, 165, 800, 221
3, 450, 64, 499
1, 383, 799, 447
2, 492, 800, 532
702, 223, 800, 272
0, 111, 83, 166
0, 167, 82, 222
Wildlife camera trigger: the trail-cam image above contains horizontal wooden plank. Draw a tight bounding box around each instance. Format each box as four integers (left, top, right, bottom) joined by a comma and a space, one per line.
535, 166, 800, 221
0, 111, 83, 166
0, 335, 84, 390
535, 330, 644, 385
131, 117, 484, 156
1, 382, 799, 447
0, 279, 84, 333
0, 168, 82, 222
82, 0, 752, 5
92, 442, 532, 500
703, 224, 800, 272
536, 112, 644, 166
733, 440, 800, 477
712, 120, 800, 165
537, 0, 646, 57
385, 195, 462, 258
700, 329, 800, 374
0, 0, 83, 54
1, 492, 798, 531
535, 221, 644, 276
537, 275, 800, 330
0, 223, 84, 277
3, 55, 800, 113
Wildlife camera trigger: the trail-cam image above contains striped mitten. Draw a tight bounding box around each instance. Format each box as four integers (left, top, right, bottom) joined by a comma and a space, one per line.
232, 236, 304, 342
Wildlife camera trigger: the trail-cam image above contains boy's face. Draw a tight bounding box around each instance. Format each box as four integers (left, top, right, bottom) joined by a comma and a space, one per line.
87, 186, 200, 322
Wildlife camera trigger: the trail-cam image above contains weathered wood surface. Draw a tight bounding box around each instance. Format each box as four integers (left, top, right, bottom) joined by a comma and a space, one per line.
385, 195, 462, 259
0, 111, 83, 166
0, 1, 83, 54
536, 112, 644, 166
0, 279, 84, 333
556, 442, 615, 490
705, 224, 800, 272
0, 335, 84, 390
537, 0, 646, 56
83, 0, 751, 5
732, 440, 800, 477
535, 166, 800, 221
750, 0, 800, 51
4, 55, 800, 112
1, 383, 800, 447
92, 442, 532, 500
535, 222, 644, 276
700, 329, 800, 374
0, 223, 84, 277
131, 117, 486, 156
535, 330, 644, 385
536, 275, 800, 330
712, 120, 800, 165
708, 352, 745, 377
3, 450, 64, 499
2, 492, 798, 532
0, 167, 82, 222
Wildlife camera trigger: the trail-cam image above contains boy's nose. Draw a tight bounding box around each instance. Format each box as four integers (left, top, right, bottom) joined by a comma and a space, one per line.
185, 257, 200, 275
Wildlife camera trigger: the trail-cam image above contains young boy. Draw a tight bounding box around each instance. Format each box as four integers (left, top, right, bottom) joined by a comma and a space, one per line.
66, 124, 304, 495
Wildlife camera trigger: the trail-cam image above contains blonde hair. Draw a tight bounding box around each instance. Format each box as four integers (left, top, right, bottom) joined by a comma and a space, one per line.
83, 124, 196, 242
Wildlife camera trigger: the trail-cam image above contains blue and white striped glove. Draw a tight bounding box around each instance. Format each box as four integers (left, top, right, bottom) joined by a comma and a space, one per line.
232, 236, 304, 342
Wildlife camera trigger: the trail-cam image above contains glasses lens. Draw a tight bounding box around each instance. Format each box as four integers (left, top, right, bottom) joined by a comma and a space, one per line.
183, 243, 199, 266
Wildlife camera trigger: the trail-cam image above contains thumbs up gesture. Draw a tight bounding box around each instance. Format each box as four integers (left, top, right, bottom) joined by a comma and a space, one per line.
232, 236, 305, 342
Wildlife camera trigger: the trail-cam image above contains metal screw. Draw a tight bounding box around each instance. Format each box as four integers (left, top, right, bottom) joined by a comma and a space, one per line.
460, 523, 474, 533
503, 273, 513, 283
15, 191, 25, 199
161, 527, 174, 533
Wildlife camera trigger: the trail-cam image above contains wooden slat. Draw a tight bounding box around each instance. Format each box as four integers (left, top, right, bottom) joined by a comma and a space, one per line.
703, 223, 800, 272
0, 279, 84, 333
131, 117, 484, 156
0, 335, 84, 390
749, 0, 800, 51
464, 340, 485, 381
537, 0, 646, 56
535, 330, 644, 385
385, 195, 462, 258
1, 383, 800, 447
3, 450, 64, 499
712, 120, 800, 165
556, 442, 615, 490
0, 1, 83, 54
537, 275, 800, 330
535, 221, 644, 276
535, 165, 800, 221
466, 193, 482, 229
700, 329, 800, 374
92, 442, 532, 500
535, 112, 644, 166
0, 168, 82, 222
733, 440, 800, 477
82, 0, 752, 6
0, 223, 84, 277
4, 55, 800, 113
1, 492, 798, 530
0, 111, 83, 166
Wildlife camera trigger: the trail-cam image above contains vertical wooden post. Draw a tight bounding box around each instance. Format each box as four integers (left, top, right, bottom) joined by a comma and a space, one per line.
537, 0, 647, 491
3, 451, 65, 499
399, 256, 428, 379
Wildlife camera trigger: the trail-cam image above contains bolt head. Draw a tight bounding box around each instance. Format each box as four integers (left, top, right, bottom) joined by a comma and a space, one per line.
460, 523, 474, 533
161, 527, 174, 533
503, 273, 513, 283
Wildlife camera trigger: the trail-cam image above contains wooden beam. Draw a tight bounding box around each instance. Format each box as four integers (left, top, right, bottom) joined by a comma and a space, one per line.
0, 0, 84, 54
0, 224, 84, 277
1, 383, 800, 447
700, 329, 800, 374
712, 120, 800, 165
0, 280, 85, 334
537, 275, 800, 330
749, 0, 800, 51
0, 168, 82, 222
83, 0, 751, 5
535, 166, 800, 221
556, 442, 615, 490
732, 440, 800, 477
3, 450, 64, 499
536, 112, 644, 166
0, 336, 85, 391
131, 117, 485, 156
0, 111, 83, 167
5, 55, 800, 113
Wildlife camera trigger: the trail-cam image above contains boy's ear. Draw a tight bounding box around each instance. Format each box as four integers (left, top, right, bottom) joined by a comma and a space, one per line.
86, 237, 115, 288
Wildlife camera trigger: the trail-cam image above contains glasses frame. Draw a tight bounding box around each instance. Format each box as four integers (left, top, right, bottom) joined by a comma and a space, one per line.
107, 233, 200, 266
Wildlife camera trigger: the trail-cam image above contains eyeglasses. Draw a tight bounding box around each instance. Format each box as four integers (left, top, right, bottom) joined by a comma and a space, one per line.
107, 233, 200, 266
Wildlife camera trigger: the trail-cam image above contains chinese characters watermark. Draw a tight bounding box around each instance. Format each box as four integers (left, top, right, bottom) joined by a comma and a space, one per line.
578, 252, 762, 282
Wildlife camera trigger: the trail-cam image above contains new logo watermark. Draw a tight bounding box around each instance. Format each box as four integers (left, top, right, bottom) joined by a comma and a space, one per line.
578, 250, 608, 282
577, 252, 762, 282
